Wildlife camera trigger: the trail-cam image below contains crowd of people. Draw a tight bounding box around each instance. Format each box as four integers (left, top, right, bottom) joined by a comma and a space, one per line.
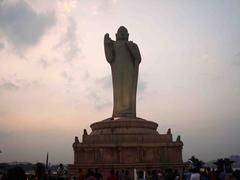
71, 168, 130, 180
0, 164, 240, 180
183, 167, 240, 180
71, 168, 180, 180
0, 163, 67, 180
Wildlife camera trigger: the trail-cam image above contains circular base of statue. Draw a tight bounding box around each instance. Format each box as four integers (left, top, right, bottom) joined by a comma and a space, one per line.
90, 117, 159, 135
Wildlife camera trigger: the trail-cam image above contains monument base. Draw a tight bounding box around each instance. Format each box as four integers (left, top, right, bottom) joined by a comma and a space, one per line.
68, 117, 184, 179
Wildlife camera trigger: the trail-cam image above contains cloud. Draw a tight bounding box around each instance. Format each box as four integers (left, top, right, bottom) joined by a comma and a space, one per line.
0, 77, 43, 92
83, 71, 90, 80
87, 90, 111, 110
232, 52, 240, 66
0, 81, 19, 91
85, 74, 112, 110
39, 58, 49, 69
0, 131, 12, 139
0, 0, 56, 49
95, 75, 112, 89
0, 42, 4, 50
61, 71, 72, 83
57, 0, 78, 16
138, 79, 147, 94
56, 18, 80, 61
91, 0, 118, 15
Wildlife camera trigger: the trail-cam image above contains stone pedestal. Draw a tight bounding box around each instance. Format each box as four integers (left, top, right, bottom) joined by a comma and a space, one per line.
68, 117, 184, 179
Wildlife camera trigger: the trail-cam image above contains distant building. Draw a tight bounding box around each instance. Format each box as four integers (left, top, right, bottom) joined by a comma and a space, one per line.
229, 155, 240, 167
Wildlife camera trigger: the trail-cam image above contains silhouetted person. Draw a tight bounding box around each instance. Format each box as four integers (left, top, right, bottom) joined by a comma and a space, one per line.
1, 173, 6, 180
152, 170, 158, 180
94, 168, 103, 180
86, 168, 93, 178
116, 170, 119, 177
208, 168, 217, 180
138, 171, 144, 180
173, 169, 180, 180
118, 169, 126, 180
57, 163, 64, 177
233, 170, 240, 180
85, 170, 96, 180
125, 170, 131, 180
107, 169, 118, 180
146, 171, 152, 180
4, 166, 27, 180
35, 163, 46, 180
165, 169, 176, 180
190, 168, 200, 180
78, 168, 84, 180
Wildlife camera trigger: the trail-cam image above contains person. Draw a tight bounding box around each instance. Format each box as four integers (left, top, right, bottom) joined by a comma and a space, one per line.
118, 169, 126, 180
94, 168, 103, 180
86, 169, 93, 178
78, 168, 84, 180
208, 168, 217, 180
173, 169, 180, 180
145, 171, 152, 180
57, 163, 64, 177
85, 170, 97, 180
189, 168, 200, 180
151, 170, 158, 180
125, 170, 131, 180
138, 171, 145, 180
4, 166, 27, 180
201, 168, 209, 180
104, 26, 141, 118
35, 162, 46, 180
107, 169, 118, 180
233, 169, 240, 180
183, 168, 191, 180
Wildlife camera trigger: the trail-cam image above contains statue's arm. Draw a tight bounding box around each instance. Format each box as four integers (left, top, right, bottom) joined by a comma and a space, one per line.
126, 41, 141, 64
104, 33, 115, 63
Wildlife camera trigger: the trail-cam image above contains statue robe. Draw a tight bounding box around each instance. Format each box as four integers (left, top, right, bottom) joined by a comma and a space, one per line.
104, 39, 141, 118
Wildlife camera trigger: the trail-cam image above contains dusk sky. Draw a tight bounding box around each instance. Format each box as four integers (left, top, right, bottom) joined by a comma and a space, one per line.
0, 0, 240, 164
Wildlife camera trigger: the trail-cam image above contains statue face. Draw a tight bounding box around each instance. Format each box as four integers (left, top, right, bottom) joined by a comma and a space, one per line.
116, 26, 129, 41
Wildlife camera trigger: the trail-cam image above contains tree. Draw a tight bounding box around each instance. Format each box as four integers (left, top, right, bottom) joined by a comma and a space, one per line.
188, 156, 205, 172
214, 158, 234, 172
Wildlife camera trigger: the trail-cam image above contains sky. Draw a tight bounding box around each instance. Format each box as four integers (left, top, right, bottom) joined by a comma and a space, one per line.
0, 0, 240, 164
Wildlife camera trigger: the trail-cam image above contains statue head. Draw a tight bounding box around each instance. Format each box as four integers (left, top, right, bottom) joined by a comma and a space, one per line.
116, 26, 129, 41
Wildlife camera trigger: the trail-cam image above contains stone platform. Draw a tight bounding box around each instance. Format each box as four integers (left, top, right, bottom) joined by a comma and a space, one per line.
68, 117, 184, 178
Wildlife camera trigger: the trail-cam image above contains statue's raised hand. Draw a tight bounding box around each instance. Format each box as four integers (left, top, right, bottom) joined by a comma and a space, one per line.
104, 33, 112, 44
104, 33, 114, 63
